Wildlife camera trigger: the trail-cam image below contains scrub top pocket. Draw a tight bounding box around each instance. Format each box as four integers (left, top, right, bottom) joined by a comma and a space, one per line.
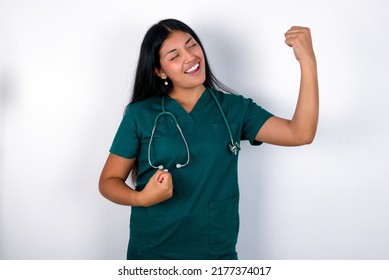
209, 195, 239, 254
130, 203, 167, 246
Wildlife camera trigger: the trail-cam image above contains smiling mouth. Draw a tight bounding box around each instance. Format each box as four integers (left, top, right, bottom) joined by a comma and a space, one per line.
185, 63, 200, 74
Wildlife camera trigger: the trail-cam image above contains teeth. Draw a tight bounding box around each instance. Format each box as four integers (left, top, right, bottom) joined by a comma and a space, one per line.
185, 63, 199, 74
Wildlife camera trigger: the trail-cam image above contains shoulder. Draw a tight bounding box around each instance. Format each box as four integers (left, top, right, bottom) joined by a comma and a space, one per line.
208, 88, 253, 108
125, 96, 160, 115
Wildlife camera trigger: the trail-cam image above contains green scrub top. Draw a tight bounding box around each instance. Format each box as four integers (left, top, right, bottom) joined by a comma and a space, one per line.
110, 87, 273, 260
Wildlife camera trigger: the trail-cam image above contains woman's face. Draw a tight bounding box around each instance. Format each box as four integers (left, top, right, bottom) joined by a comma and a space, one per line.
157, 30, 206, 92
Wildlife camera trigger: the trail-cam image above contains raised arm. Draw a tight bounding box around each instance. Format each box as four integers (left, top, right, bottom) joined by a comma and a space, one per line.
99, 153, 173, 207
256, 26, 319, 146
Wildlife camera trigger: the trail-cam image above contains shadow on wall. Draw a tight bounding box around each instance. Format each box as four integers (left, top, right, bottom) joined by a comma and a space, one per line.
0, 71, 14, 194
195, 22, 262, 96
0, 70, 15, 258
63, 25, 138, 259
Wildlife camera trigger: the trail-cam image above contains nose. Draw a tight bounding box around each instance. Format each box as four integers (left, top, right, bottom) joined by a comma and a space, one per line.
182, 48, 196, 63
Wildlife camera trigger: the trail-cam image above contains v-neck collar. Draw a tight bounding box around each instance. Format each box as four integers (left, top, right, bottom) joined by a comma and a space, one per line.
164, 88, 211, 122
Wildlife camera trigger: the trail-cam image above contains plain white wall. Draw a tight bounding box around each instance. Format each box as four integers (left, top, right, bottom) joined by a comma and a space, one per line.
1, 0, 388, 259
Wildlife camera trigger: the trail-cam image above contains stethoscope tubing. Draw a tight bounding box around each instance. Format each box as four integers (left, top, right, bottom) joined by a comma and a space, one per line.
148, 112, 190, 171
209, 90, 237, 149
148, 89, 240, 170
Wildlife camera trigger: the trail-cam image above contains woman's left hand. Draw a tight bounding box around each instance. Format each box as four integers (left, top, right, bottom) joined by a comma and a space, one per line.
285, 26, 316, 65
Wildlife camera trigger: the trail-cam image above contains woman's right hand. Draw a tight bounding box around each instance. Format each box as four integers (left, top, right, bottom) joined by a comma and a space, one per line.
138, 170, 173, 207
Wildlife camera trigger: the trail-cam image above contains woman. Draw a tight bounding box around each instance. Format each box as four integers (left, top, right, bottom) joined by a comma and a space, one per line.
99, 19, 318, 259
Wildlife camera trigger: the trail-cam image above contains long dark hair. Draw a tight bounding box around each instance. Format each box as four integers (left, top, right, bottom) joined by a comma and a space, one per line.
131, 18, 233, 103
130, 19, 233, 183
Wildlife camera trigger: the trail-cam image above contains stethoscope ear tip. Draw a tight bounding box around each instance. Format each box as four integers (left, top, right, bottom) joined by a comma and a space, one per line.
158, 165, 169, 172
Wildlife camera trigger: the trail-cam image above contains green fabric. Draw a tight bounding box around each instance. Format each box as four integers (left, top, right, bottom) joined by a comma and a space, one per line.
110, 88, 273, 259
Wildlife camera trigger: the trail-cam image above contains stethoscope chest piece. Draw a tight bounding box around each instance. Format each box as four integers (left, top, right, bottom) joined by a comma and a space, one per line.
228, 141, 241, 155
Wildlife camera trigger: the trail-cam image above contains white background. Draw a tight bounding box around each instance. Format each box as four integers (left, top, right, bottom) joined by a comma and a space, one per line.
1, 0, 388, 259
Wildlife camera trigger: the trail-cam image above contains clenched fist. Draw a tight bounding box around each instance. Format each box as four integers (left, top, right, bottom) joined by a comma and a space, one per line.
138, 170, 173, 207
285, 26, 316, 65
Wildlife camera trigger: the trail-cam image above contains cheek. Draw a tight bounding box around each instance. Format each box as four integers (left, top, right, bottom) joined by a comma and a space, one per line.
162, 62, 182, 77
196, 48, 205, 60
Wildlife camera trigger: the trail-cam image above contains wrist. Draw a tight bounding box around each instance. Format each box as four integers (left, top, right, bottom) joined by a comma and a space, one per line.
299, 55, 317, 69
133, 190, 147, 207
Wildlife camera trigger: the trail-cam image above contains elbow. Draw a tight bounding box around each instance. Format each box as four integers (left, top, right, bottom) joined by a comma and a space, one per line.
297, 130, 316, 145
98, 181, 105, 197
98, 181, 104, 196
292, 121, 318, 146
98, 177, 109, 198
302, 137, 314, 145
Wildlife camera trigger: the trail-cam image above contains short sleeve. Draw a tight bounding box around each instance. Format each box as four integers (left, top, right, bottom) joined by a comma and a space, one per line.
241, 98, 273, 146
109, 106, 140, 159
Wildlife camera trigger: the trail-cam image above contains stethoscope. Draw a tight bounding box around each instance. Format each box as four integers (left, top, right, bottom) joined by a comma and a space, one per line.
148, 89, 241, 171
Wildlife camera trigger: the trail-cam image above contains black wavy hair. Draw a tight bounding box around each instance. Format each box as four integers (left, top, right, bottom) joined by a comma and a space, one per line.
131, 18, 233, 103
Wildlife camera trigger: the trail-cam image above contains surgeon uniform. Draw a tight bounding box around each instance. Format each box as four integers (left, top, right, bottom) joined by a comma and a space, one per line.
110, 87, 273, 260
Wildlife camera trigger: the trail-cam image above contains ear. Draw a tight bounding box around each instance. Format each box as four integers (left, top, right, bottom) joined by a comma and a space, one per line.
154, 67, 167, 80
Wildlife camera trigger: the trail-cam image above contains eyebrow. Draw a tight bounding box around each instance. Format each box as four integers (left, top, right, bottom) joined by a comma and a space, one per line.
164, 37, 194, 56
185, 36, 194, 45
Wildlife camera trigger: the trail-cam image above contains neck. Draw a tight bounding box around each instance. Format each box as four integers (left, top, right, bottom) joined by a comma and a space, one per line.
169, 85, 206, 113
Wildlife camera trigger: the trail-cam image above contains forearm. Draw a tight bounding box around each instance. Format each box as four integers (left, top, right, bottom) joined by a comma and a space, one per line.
290, 60, 319, 144
99, 177, 142, 206
99, 170, 173, 207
